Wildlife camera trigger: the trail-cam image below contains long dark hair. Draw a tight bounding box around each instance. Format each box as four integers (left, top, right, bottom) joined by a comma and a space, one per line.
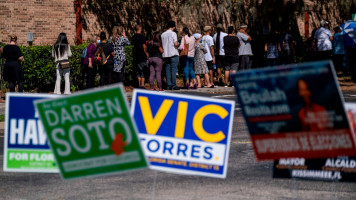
216, 27, 222, 56
53, 33, 69, 57
183, 27, 191, 37
148, 32, 162, 47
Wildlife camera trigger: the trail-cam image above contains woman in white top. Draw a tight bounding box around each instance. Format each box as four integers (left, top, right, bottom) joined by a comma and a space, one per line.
52, 33, 72, 94
179, 27, 197, 89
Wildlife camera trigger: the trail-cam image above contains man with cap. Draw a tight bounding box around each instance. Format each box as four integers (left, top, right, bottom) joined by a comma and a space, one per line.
237, 23, 252, 70
315, 20, 333, 60
213, 23, 228, 86
201, 25, 215, 87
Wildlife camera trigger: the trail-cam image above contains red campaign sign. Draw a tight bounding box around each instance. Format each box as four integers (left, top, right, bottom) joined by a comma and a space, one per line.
231, 61, 356, 160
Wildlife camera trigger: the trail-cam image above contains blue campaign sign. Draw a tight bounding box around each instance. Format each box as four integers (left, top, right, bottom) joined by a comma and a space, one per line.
131, 90, 235, 178
4, 93, 59, 172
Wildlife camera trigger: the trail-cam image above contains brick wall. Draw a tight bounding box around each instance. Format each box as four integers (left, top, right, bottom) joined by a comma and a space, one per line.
0, 0, 76, 46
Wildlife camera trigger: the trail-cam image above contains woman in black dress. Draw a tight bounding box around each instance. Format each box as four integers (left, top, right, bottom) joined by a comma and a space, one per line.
1, 35, 24, 92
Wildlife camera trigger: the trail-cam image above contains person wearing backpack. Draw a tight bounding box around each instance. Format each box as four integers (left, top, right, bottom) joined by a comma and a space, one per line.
96, 32, 115, 86
52, 33, 72, 94
83, 35, 97, 89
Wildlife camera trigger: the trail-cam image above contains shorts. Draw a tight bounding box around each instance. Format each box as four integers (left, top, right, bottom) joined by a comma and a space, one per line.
225, 56, 239, 71
135, 61, 147, 78
206, 61, 214, 71
215, 55, 226, 69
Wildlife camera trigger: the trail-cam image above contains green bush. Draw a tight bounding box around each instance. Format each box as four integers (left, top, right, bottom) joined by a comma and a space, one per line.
0, 44, 136, 92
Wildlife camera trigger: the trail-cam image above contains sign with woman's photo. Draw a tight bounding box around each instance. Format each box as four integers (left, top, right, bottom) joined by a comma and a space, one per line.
273, 103, 356, 182
231, 61, 356, 160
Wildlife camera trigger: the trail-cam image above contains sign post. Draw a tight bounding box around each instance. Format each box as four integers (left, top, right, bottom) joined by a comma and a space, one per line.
35, 85, 148, 179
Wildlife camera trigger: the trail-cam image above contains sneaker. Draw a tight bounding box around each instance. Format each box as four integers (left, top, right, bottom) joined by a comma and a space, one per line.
159, 89, 164, 92
224, 84, 228, 87
140, 86, 146, 90
172, 86, 180, 90
150, 88, 155, 91
166, 86, 172, 90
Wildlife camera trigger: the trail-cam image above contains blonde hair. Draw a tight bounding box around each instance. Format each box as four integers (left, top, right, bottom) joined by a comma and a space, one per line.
112, 26, 124, 43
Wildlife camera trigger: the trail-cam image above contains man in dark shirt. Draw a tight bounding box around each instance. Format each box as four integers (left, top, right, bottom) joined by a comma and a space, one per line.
132, 25, 148, 89
223, 26, 240, 87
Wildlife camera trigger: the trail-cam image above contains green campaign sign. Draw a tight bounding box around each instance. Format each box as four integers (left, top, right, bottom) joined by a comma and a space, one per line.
34, 85, 148, 179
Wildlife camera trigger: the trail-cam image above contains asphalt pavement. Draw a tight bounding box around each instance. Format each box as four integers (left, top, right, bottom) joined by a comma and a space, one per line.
0, 87, 356, 200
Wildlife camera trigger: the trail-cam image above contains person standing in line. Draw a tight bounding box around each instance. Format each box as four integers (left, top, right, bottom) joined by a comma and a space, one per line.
132, 25, 148, 89
83, 35, 97, 89
112, 26, 130, 84
223, 26, 240, 87
52, 33, 72, 94
213, 23, 228, 86
332, 26, 344, 73
147, 32, 164, 91
201, 26, 215, 87
280, 27, 296, 64
193, 33, 213, 88
161, 21, 180, 90
97, 32, 115, 86
264, 31, 281, 67
1, 35, 25, 92
315, 20, 333, 61
179, 27, 197, 89
237, 24, 252, 70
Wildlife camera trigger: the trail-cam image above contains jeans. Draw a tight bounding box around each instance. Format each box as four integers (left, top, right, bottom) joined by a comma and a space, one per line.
149, 57, 163, 89
164, 56, 179, 87
54, 63, 71, 94
184, 56, 195, 79
239, 55, 250, 70
84, 64, 97, 89
99, 64, 113, 86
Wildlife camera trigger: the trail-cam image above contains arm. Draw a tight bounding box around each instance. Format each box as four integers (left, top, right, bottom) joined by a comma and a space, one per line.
0, 46, 2, 54
67, 46, 72, 57
278, 43, 281, 52
159, 46, 164, 54
264, 43, 268, 52
173, 33, 179, 47
143, 43, 149, 58
178, 37, 184, 50
210, 45, 215, 64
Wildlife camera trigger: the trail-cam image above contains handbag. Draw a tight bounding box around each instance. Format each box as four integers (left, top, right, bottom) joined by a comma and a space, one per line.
59, 60, 70, 69
179, 36, 189, 57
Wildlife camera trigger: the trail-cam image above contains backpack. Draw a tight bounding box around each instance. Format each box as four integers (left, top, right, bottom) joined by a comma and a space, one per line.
94, 44, 110, 65
80, 47, 87, 59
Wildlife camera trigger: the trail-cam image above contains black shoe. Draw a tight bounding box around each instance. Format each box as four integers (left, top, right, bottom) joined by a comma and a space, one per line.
219, 80, 224, 86
172, 86, 180, 90
166, 86, 172, 90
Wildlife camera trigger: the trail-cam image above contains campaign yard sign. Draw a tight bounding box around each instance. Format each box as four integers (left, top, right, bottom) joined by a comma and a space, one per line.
131, 90, 235, 178
231, 61, 356, 160
3, 93, 59, 173
34, 85, 148, 179
273, 103, 356, 182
